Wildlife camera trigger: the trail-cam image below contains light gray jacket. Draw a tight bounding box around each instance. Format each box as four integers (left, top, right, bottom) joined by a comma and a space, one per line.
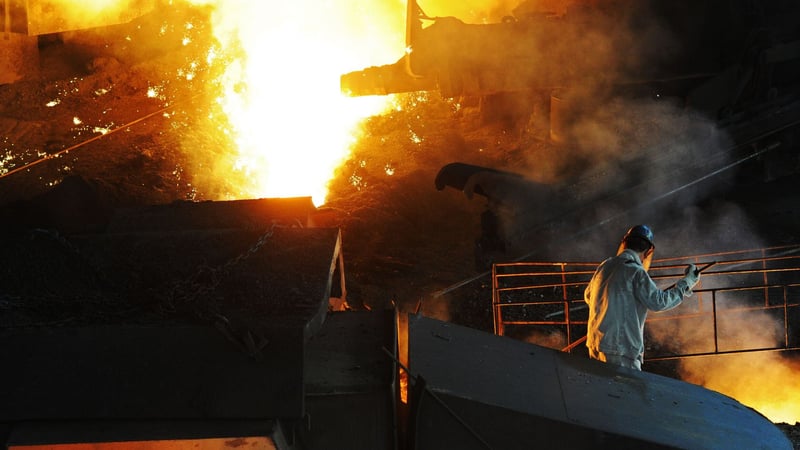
584, 249, 690, 360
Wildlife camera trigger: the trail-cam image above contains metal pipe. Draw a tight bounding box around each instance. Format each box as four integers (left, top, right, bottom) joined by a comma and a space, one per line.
561, 334, 586, 353
0, 101, 176, 180
647, 345, 800, 362
784, 285, 789, 348
712, 290, 719, 354
492, 263, 502, 336
496, 260, 800, 295
497, 246, 800, 361
538, 261, 718, 320
560, 262, 571, 346
504, 299, 800, 328
762, 248, 769, 307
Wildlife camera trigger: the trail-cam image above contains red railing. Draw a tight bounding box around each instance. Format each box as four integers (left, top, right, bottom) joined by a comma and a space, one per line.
492, 245, 800, 360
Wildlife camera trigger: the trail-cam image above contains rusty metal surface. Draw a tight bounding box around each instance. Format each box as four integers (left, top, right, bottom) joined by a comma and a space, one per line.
408, 314, 792, 450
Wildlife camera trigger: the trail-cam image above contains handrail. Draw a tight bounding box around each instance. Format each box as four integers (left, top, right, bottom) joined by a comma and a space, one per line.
492, 245, 800, 360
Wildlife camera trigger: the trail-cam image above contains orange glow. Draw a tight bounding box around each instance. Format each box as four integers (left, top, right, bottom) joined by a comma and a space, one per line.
27, 0, 157, 35
179, 0, 404, 205
679, 352, 800, 424
648, 296, 800, 423
400, 370, 409, 404
11, 437, 276, 450
398, 312, 410, 404
168, 0, 587, 205
672, 306, 800, 426
418, 0, 580, 23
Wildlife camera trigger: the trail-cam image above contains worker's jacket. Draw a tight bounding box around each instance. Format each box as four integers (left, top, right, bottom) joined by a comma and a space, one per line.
584, 249, 689, 360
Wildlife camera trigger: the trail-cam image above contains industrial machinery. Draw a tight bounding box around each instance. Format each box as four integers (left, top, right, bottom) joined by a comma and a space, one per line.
342, 0, 800, 119
342, 0, 800, 263
2, 1, 799, 448
1, 0, 157, 84
0, 195, 793, 449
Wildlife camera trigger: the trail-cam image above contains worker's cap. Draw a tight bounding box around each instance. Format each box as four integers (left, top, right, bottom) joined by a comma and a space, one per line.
623, 224, 654, 248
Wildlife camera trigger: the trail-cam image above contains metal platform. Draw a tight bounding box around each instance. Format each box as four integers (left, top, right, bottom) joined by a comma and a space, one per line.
408, 314, 792, 450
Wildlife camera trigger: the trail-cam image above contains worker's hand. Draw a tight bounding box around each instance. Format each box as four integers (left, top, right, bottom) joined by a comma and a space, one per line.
682, 263, 700, 290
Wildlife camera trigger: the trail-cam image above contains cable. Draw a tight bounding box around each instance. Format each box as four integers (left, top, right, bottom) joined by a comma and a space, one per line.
0, 102, 176, 180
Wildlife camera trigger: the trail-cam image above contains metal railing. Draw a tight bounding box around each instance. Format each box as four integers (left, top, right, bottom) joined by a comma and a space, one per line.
491, 245, 800, 360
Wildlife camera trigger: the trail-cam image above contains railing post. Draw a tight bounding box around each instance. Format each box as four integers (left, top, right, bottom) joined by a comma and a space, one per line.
784, 285, 789, 349
762, 248, 769, 307
492, 263, 502, 336
491, 246, 800, 361
712, 290, 719, 354
560, 263, 571, 349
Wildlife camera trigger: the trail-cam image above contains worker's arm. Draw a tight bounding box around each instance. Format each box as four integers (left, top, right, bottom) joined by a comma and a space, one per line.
632, 268, 689, 312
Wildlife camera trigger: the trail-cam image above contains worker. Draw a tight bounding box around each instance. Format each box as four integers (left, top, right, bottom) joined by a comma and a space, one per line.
584, 225, 700, 370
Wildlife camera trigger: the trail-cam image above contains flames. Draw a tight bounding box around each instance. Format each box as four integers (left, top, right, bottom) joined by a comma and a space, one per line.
164, 0, 582, 205
169, 0, 408, 205
26, 0, 580, 204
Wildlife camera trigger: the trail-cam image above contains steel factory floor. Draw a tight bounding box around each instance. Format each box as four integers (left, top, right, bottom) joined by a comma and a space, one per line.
1, 3, 799, 447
